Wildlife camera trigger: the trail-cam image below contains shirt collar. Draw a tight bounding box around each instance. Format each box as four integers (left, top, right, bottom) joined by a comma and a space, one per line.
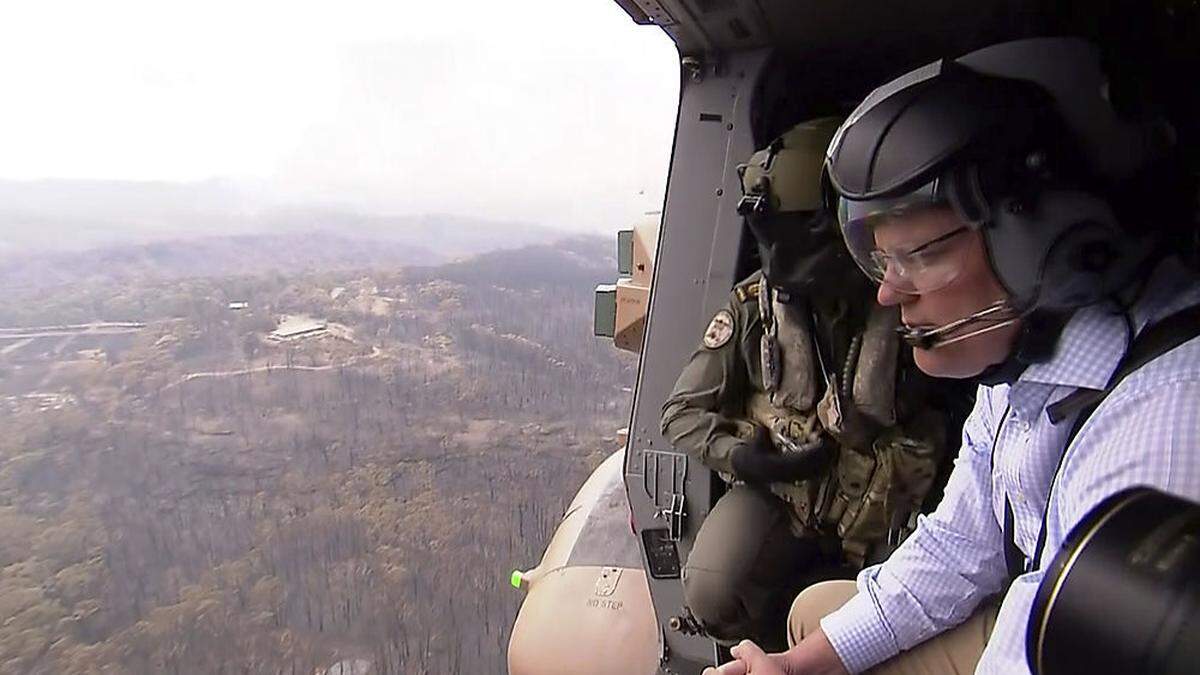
1012, 257, 1200, 421
1018, 306, 1128, 391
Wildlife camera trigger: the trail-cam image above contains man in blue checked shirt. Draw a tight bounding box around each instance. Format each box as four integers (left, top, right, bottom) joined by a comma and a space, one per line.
704, 38, 1200, 675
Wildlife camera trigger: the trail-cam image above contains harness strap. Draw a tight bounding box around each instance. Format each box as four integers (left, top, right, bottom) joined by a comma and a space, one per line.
990, 405, 1029, 580
1002, 497, 1024, 580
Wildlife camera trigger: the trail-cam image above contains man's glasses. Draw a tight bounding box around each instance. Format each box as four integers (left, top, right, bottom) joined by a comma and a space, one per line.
865, 226, 970, 293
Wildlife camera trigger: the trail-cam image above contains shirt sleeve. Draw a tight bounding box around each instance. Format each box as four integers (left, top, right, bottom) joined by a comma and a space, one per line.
820, 385, 1012, 673
660, 295, 751, 476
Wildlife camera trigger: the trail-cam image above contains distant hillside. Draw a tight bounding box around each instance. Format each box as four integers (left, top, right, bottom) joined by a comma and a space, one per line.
0, 219, 597, 295
0, 178, 565, 258
0, 178, 259, 252
0, 232, 439, 292
271, 209, 565, 260
0, 178, 587, 299
414, 235, 615, 288
0, 234, 615, 329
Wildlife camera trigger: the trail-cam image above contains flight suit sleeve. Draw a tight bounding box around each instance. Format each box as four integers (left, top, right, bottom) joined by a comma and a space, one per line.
660, 293, 753, 476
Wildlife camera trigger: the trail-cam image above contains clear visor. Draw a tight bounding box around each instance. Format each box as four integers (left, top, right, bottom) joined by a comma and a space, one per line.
838, 184, 973, 294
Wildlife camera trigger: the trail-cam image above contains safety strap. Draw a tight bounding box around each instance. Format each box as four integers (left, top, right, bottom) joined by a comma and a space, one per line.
985, 404, 1025, 579
1003, 302, 1200, 580
1003, 497, 1024, 580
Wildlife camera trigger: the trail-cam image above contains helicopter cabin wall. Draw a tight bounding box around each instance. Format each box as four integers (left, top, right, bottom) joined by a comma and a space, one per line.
622, 48, 770, 672
620, 43, 903, 671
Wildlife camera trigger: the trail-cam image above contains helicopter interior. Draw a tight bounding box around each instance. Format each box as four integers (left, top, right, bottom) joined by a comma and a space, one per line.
614, 1, 1200, 672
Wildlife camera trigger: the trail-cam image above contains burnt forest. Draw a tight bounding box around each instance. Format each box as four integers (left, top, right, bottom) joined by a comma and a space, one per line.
0, 233, 635, 674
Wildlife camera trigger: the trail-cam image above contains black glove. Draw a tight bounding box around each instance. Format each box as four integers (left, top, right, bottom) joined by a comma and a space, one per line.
730, 425, 832, 485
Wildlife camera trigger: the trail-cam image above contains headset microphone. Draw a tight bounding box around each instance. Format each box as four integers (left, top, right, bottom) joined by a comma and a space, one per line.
897, 301, 1021, 350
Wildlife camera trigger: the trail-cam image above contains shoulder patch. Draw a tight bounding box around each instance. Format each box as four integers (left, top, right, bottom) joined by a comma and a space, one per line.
703, 310, 735, 349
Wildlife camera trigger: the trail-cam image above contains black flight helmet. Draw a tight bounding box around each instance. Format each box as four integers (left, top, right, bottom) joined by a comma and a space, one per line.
826, 38, 1173, 321
737, 116, 865, 299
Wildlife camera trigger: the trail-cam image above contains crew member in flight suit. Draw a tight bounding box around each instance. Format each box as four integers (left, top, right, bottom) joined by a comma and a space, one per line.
661, 118, 953, 651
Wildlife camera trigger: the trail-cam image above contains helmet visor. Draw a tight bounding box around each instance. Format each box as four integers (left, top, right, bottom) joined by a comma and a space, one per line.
838, 186, 973, 294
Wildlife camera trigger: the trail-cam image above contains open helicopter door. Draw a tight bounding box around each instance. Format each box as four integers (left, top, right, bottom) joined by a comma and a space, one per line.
620, 44, 769, 673
609, 1, 1200, 673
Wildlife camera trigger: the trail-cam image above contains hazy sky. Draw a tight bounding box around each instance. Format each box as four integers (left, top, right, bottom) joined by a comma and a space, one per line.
0, 1, 680, 233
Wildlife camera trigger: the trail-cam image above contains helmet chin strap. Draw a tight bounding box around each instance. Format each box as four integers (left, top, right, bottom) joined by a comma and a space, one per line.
897, 300, 1022, 350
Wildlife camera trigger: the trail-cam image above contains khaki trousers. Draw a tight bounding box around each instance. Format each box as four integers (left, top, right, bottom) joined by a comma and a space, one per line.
787, 581, 998, 675
684, 485, 824, 651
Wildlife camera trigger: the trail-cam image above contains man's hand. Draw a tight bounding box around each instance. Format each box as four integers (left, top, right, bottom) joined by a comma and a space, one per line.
731, 426, 831, 485
701, 632, 850, 675
701, 640, 796, 675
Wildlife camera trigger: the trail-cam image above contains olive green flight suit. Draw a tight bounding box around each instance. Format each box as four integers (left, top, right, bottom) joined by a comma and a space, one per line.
661, 272, 948, 650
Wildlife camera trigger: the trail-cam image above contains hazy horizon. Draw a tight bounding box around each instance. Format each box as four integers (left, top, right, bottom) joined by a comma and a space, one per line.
0, 1, 680, 240
0, 176, 623, 256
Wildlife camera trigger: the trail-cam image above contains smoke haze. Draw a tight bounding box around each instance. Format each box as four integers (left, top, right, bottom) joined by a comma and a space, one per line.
0, 0, 679, 247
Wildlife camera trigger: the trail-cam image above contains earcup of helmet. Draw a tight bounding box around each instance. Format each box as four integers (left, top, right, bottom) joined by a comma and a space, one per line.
984, 190, 1129, 310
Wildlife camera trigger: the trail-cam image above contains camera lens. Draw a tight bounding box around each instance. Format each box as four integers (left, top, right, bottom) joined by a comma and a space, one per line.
1028, 487, 1200, 675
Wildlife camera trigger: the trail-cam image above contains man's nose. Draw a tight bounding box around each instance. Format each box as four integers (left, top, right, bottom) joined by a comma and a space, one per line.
876, 279, 916, 307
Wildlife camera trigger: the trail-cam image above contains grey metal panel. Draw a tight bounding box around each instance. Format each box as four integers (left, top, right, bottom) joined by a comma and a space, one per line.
614, 0, 1052, 67
651, 0, 769, 56
594, 285, 618, 338
618, 229, 636, 276
636, 0, 718, 54
624, 49, 768, 674
612, 0, 656, 24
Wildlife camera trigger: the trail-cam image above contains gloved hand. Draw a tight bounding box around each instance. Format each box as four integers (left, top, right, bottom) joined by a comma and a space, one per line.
731, 425, 832, 485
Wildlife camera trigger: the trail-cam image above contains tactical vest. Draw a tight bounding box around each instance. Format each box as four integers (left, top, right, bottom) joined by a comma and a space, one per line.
744, 278, 946, 567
